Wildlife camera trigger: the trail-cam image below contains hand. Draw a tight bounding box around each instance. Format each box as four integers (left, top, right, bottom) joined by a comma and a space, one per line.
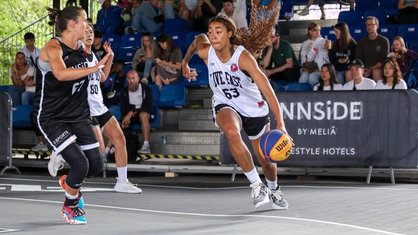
122, 116, 130, 129
155, 58, 161, 64
103, 41, 114, 57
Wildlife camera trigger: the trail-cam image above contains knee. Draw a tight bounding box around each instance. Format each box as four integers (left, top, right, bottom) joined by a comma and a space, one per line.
84, 148, 103, 177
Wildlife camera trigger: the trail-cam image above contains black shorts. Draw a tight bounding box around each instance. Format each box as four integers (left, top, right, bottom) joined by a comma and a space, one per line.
214, 104, 270, 139
92, 110, 113, 128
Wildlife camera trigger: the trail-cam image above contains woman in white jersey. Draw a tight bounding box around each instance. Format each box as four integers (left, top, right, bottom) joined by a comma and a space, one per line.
84, 23, 142, 193
182, 13, 291, 210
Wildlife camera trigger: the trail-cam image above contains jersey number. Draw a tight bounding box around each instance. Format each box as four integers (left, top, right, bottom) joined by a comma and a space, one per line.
90, 84, 99, 95
222, 88, 240, 99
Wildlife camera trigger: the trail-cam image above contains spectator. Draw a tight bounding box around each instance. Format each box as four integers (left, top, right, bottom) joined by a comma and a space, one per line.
130, 0, 163, 33
176, 0, 196, 20
120, 70, 153, 154
313, 63, 342, 91
388, 36, 418, 77
375, 59, 407, 89
329, 22, 357, 84
187, 0, 222, 31
261, 31, 300, 83
103, 60, 126, 106
152, 33, 182, 89
96, 0, 124, 34
356, 16, 389, 82
298, 0, 326, 20
342, 59, 376, 90
217, 0, 248, 30
9, 52, 36, 106
159, 0, 176, 20
132, 32, 157, 84
299, 22, 330, 87
92, 29, 107, 60
18, 32, 41, 67
397, 0, 418, 24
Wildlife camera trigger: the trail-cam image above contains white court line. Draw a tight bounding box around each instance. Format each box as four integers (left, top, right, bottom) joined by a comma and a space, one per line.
0, 197, 402, 235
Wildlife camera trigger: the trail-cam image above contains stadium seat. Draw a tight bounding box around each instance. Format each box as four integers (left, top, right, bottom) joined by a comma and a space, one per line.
284, 83, 312, 91
158, 83, 186, 108
338, 10, 363, 26
398, 24, 418, 41
108, 105, 121, 121
185, 31, 205, 49
363, 8, 388, 25
119, 33, 142, 49
182, 63, 209, 87
168, 31, 187, 49
378, 0, 399, 16
271, 80, 287, 92
123, 64, 133, 74
0, 85, 10, 93
355, 1, 378, 11
148, 84, 160, 106
131, 106, 160, 130
163, 18, 188, 33
321, 26, 336, 41
115, 47, 136, 64
12, 105, 33, 128
102, 34, 120, 51
378, 24, 398, 42
350, 25, 367, 42
407, 40, 418, 52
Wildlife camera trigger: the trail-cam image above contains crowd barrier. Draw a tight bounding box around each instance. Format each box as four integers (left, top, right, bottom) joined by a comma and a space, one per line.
220, 90, 418, 171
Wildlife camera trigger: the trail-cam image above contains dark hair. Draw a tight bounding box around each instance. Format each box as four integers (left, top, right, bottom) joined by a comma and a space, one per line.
47, 6, 84, 35
94, 29, 103, 38
332, 22, 355, 52
317, 63, 339, 91
157, 33, 174, 51
24, 32, 35, 40
382, 59, 403, 85
222, 0, 234, 3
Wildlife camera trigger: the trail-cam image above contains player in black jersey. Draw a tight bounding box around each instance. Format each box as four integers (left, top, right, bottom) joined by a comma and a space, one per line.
33, 6, 110, 225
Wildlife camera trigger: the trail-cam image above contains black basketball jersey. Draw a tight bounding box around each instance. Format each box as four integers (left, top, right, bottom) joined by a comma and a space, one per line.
33, 37, 90, 122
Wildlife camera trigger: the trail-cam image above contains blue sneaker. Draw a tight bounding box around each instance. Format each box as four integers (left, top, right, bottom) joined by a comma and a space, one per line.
61, 193, 86, 225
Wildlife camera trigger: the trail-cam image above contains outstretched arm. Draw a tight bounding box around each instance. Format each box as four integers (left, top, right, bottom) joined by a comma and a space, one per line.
181, 34, 210, 81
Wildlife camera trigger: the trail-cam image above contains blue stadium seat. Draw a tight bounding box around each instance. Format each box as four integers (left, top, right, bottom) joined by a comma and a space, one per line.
284, 83, 312, 91
131, 106, 160, 130
338, 10, 363, 26
182, 63, 209, 87
363, 8, 388, 25
407, 40, 418, 52
356, 1, 378, 11
12, 105, 33, 128
0, 85, 10, 93
148, 84, 160, 106
350, 25, 367, 42
102, 34, 120, 51
271, 80, 287, 92
115, 47, 136, 64
398, 24, 418, 41
168, 31, 187, 49
185, 31, 205, 49
158, 83, 186, 108
108, 105, 121, 121
163, 18, 188, 33
188, 53, 205, 65
378, 24, 398, 42
123, 64, 133, 74
119, 33, 142, 49
378, 0, 399, 16
321, 26, 336, 41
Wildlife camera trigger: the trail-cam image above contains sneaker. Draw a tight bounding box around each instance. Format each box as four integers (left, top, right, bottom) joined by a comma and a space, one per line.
137, 145, 151, 154
59, 175, 85, 209
114, 178, 142, 193
141, 77, 149, 84
250, 182, 270, 208
48, 151, 65, 177
61, 193, 86, 225
298, 8, 309, 16
31, 142, 48, 152
320, 14, 326, 20
270, 187, 289, 210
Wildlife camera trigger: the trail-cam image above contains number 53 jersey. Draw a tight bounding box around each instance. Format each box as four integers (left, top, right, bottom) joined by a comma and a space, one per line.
207, 45, 269, 118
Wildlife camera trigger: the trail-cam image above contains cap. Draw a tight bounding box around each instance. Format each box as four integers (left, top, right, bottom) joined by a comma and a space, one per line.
349, 59, 365, 69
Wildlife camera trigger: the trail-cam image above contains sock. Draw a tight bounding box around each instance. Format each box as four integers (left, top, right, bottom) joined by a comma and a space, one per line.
266, 178, 278, 190
117, 166, 128, 182
104, 146, 110, 156
143, 141, 149, 147
244, 168, 262, 184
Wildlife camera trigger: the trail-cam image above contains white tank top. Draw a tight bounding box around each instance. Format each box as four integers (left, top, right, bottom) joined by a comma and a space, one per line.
208, 45, 268, 117
87, 52, 108, 116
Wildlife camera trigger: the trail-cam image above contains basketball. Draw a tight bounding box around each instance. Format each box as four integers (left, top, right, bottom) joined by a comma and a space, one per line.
259, 130, 292, 162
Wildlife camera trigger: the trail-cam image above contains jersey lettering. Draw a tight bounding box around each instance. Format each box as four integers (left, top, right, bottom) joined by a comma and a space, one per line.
210, 71, 243, 88
72, 80, 86, 95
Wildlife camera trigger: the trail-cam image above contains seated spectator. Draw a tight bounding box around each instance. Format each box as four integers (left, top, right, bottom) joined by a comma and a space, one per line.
299, 22, 330, 87
19, 32, 40, 67
96, 0, 124, 34
92, 29, 107, 60
329, 22, 357, 84
187, 0, 222, 31
152, 33, 182, 89
9, 52, 35, 106
120, 70, 153, 154
388, 36, 418, 78
130, 0, 163, 33
160, 0, 176, 20
217, 0, 247, 30
342, 59, 376, 90
397, 0, 418, 24
356, 16, 389, 82
132, 32, 157, 84
313, 63, 342, 91
261, 31, 300, 83
103, 60, 126, 106
176, 0, 196, 20
375, 59, 407, 90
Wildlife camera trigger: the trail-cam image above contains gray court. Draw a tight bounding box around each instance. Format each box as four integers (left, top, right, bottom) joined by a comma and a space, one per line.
1, 168, 417, 235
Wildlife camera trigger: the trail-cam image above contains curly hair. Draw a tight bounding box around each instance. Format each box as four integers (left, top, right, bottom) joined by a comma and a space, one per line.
208, 1, 280, 58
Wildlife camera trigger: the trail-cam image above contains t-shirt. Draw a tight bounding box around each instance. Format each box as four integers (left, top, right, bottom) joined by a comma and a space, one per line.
128, 86, 144, 109
342, 77, 376, 90
374, 79, 408, 90
313, 83, 343, 91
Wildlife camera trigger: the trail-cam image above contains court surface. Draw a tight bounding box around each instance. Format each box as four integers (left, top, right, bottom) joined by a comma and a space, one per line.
1, 169, 417, 235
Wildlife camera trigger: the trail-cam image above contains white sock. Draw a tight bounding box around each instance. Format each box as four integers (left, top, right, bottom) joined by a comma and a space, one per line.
65, 191, 78, 199
244, 168, 262, 184
143, 141, 149, 147
117, 166, 128, 182
104, 146, 110, 155
266, 178, 278, 190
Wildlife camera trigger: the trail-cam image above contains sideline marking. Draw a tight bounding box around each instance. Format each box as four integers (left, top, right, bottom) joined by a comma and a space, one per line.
0, 197, 402, 235
0, 228, 19, 233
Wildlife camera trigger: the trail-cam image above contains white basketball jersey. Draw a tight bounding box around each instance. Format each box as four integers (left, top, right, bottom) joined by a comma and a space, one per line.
87, 53, 108, 116
207, 45, 268, 117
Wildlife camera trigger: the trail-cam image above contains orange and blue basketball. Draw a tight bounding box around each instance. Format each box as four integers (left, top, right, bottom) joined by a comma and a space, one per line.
259, 130, 292, 162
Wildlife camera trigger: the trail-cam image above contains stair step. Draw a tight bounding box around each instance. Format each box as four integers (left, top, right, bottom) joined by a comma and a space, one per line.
179, 109, 212, 120
178, 120, 218, 131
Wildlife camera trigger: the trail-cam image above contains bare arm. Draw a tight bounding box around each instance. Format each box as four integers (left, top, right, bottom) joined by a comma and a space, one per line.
100, 41, 114, 82
181, 33, 211, 80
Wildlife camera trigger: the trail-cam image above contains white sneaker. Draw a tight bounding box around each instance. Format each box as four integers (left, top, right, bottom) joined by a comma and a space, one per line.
48, 151, 65, 177
141, 77, 149, 84
114, 178, 142, 193
298, 8, 309, 16
137, 144, 151, 154
250, 182, 270, 208
31, 142, 48, 152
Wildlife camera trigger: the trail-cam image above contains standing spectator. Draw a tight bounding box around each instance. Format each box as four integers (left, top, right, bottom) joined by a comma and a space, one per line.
261, 32, 300, 83
217, 0, 248, 30
120, 70, 153, 154
398, 0, 418, 24
342, 59, 376, 90
188, 0, 222, 31
19, 32, 41, 67
329, 22, 357, 84
388, 36, 418, 77
92, 29, 107, 60
356, 16, 389, 82
152, 33, 182, 89
299, 22, 330, 87
130, 0, 163, 33
375, 59, 407, 90
132, 32, 157, 84
313, 63, 342, 91
9, 52, 35, 106
96, 0, 124, 34
298, 0, 326, 20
